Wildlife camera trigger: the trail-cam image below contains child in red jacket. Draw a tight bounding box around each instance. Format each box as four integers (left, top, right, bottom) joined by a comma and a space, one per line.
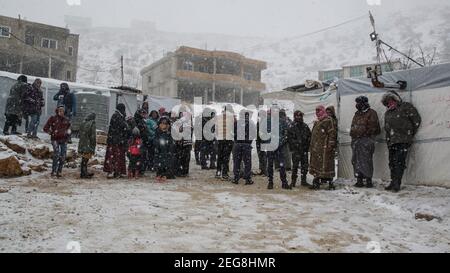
128, 127, 142, 179
43, 106, 71, 177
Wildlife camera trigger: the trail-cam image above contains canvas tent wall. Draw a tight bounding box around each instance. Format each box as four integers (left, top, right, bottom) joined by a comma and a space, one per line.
0, 71, 138, 134
337, 63, 450, 188
262, 89, 337, 127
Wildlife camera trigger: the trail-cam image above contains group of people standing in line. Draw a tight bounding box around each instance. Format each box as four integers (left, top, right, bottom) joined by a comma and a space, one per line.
3, 75, 421, 193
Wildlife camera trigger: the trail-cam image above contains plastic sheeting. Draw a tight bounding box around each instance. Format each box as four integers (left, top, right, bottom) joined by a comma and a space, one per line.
337, 63, 450, 188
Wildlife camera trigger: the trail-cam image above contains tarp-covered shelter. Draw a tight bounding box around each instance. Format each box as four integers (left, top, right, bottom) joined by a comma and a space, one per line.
337, 63, 450, 188
0, 71, 139, 133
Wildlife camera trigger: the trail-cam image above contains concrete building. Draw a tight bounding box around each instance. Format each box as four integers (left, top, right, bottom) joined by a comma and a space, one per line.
0, 15, 79, 82
318, 61, 402, 81
140, 46, 267, 106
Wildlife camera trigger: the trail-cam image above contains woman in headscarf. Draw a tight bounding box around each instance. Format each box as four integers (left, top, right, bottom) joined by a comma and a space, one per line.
309, 105, 337, 190
104, 103, 130, 179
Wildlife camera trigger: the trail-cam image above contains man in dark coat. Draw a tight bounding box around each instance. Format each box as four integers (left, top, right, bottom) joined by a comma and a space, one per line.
104, 103, 129, 178
23, 79, 45, 139
256, 117, 268, 176
266, 109, 290, 190
174, 112, 193, 177
43, 106, 71, 178
53, 83, 76, 118
382, 91, 421, 192
3, 75, 28, 135
288, 110, 311, 188
350, 96, 381, 188
215, 106, 235, 180
78, 113, 96, 179
232, 111, 256, 185
200, 110, 216, 170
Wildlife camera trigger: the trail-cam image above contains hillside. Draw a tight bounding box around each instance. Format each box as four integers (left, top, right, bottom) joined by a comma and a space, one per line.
76, 4, 450, 91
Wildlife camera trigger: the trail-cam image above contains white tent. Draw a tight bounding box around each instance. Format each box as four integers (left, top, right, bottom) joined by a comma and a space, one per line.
337, 63, 450, 188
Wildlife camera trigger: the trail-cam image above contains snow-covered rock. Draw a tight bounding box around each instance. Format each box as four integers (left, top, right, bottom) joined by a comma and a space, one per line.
0, 155, 25, 177
0, 136, 27, 154
28, 144, 53, 160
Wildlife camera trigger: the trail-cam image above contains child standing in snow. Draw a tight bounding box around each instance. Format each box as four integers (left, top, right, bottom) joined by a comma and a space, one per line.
43, 106, 71, 178
127, 127, 143, 179
153, 117, 175, 181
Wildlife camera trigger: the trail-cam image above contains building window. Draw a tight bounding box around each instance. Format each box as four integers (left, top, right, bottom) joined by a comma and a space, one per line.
198, 64, 208, 73
66, 70, 72, 81
183, 60, 194, 71
68, 46, 74, 56
25, 34, 34, 45
41, 38, 58, 49
0, 26, 11, 38
244, 72, 253, 81
147, 75, 152, 84
350, 66, 364, 78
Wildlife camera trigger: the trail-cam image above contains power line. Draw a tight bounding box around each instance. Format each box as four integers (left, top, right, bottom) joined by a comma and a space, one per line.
242, 14, 367, 53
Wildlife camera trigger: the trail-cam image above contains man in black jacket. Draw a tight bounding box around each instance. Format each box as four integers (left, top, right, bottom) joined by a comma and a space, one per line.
288, 111, 312, 188
232, 111, 256, 185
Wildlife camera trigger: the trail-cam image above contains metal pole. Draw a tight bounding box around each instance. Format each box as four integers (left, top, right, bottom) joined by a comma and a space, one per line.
48, 55, 52, 78
121, 55, 124, 87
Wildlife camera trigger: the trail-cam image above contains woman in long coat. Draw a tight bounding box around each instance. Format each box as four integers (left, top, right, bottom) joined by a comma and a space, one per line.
309, 105, 337, 190
104, 103, 129, 178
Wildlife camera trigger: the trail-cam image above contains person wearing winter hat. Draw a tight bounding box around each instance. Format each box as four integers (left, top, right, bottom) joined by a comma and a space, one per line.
78, 113, 96, 179
43, 106, 71, 178
127, 127, 143, 179
350, 96, 381, 188
3, 75, 28, 135
104, 103, 129, 179
153, 117, 175, 181
309, 105, 337, 190
381, 91, 421, 192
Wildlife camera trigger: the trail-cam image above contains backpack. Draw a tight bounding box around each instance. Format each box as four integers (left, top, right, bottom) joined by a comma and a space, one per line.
128, 138, 142, 156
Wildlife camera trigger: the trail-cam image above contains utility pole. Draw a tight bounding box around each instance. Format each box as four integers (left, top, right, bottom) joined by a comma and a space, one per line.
48, 55, 52, 78
121, 55, 124, 87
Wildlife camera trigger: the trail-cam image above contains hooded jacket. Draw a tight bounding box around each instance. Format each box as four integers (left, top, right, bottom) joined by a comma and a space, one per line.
382, 91, 421, 146
43, 108, 71, 142
107, 105, 129, 146
78, 113, 97, 155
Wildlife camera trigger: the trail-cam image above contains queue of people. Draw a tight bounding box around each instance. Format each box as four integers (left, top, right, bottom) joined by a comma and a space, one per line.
3, 75, 422, 193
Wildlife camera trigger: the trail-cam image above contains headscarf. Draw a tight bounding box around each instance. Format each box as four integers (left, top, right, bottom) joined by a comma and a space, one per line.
316, 105, 328, 121
355, 96, 370, 112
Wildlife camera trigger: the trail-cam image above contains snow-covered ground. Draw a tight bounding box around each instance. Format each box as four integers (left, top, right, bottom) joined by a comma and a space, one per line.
1, 155, 449, 253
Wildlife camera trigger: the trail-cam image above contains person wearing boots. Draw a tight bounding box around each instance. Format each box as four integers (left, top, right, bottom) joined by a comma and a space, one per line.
23, 79, 45, 139
309, 106, 337, 190
177, 112, 193, 177
146, 110, 159, 172
215, 105, 235, 180
232, 111, 256, 185
77, 113, 96, 179
350, 96, 381, 188
266, 109, 290, 190
43, 106, 71, 178
154, 117, 175, 181
128, 127, 143, 179
104, 103, 129, 179
382, 91, 421, 192
288, 110, 311, 188
132, 109, 150, 175
255, 116, 268, 176
53, 83, 76, 143
200, 109, 216, 170
3, 75, 28, 135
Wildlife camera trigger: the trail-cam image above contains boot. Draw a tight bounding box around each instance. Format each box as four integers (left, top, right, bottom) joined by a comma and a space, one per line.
267, 182, 274, 190
300, 174, 310, 187
366, 178, 374, 188
385, 180, 395, 191
310, 178, 321, 190
245, 180, 254, 185
215, 171, 222, 179
282, 183, 291, 190
392, 179, 401, 192
354, 177, 365, 188
328, 180, 336, 191
290, 176, 297, 189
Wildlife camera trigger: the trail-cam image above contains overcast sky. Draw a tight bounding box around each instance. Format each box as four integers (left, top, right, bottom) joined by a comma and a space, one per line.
0, 0, 447, 37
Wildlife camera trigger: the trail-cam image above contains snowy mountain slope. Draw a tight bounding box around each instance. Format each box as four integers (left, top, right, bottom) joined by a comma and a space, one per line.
76, 5, 450, 91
